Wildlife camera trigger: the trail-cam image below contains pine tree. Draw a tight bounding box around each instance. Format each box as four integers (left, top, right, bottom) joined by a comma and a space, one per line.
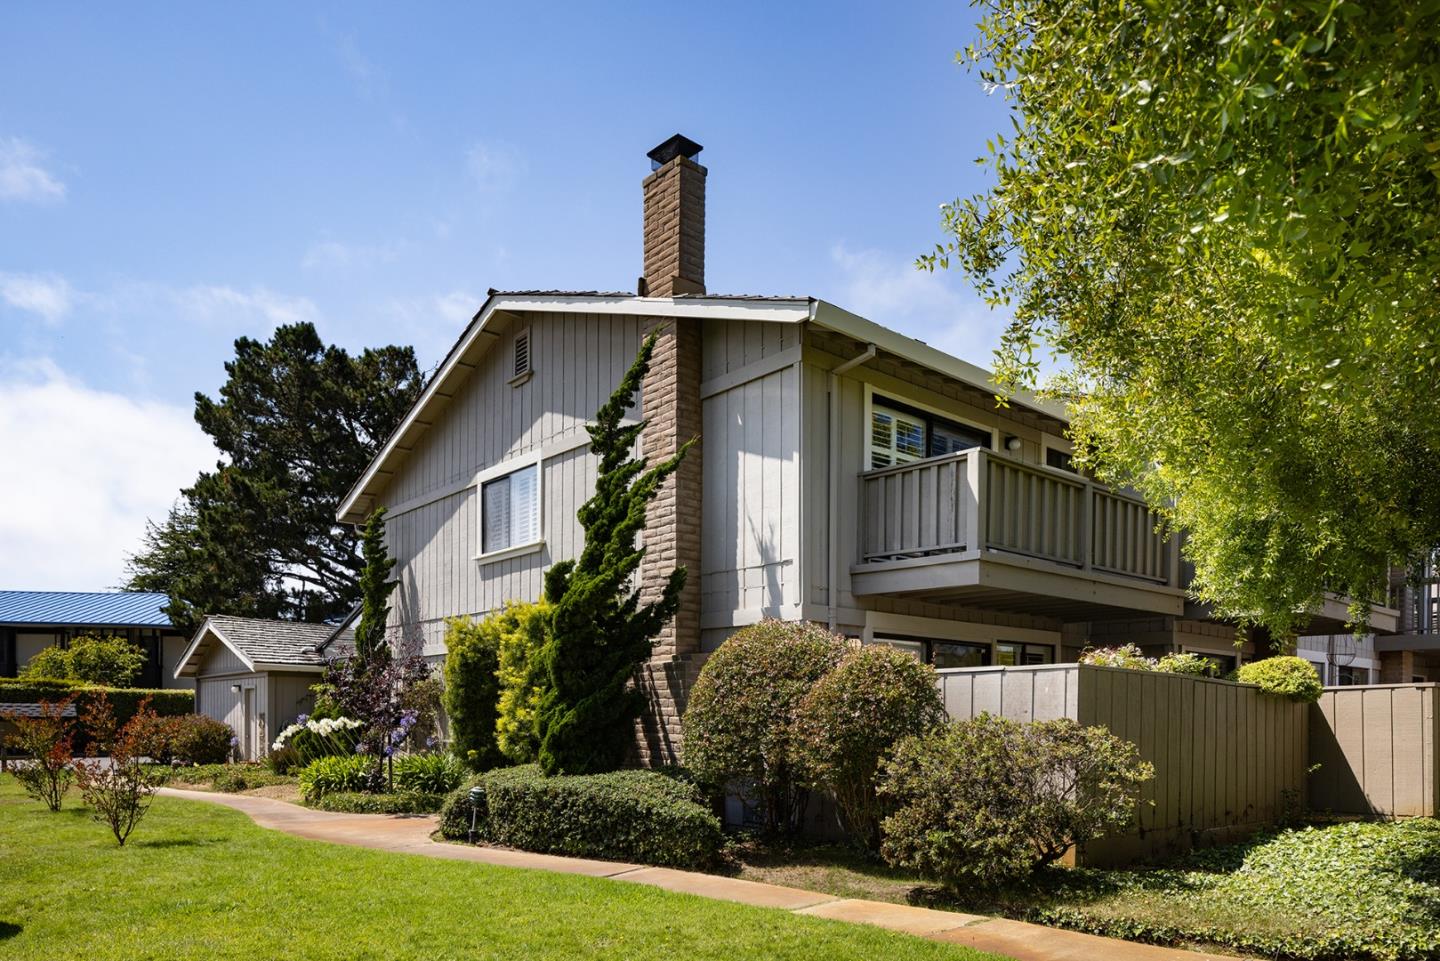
535, 332, 692, 775
353, 508, 396, 670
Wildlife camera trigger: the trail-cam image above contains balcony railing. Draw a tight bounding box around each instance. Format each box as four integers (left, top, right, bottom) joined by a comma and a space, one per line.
859, 449, 1176, 586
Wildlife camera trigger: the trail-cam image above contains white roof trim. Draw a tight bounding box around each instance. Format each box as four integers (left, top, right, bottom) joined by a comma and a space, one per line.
172, 617, 258, 679
809, 301, 1069, 422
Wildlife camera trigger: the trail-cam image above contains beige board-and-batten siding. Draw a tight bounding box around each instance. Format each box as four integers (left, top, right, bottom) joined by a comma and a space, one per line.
1310, 683, 1438, 817
936, 664, 1308, 866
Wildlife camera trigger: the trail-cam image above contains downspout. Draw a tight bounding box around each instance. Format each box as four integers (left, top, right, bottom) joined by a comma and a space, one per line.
827, 343, 877, 632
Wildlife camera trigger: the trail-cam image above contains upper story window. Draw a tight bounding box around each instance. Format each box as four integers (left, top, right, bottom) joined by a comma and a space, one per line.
869, 397, 991, 469
1046, 448, 1076, 473
481, 463, 539, 554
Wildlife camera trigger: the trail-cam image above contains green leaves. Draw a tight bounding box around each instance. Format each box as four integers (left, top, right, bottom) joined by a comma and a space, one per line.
934, 0, 1440, 637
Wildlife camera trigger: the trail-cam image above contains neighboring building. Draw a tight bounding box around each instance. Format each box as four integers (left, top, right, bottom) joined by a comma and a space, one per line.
172, 615, 353, 761
336, 134, 1403, 764
0, 590, 193, 690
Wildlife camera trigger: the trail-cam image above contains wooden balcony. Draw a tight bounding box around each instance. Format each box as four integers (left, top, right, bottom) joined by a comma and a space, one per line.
851, 450, 1185, 618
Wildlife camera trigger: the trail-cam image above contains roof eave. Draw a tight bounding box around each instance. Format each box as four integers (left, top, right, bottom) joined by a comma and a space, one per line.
172, 617, 258, 680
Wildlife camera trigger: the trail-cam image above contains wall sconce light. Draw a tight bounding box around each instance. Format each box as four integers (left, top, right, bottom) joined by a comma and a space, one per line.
230, 684, 242, 693
1004, 435, 1022, 452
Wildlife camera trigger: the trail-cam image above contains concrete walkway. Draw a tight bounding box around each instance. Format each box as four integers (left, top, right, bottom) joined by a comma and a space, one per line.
160, 787, 1235, 961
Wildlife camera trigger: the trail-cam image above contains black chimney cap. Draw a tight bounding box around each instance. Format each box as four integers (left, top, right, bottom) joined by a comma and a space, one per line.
647, 133, 703, 170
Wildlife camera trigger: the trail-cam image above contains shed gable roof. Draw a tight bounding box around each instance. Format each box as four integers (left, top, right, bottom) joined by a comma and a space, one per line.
174, 615, 353, 678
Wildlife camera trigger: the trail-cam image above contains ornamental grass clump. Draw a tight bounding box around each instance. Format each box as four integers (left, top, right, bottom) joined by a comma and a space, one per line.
794, 645, 946, 850
880, 715, 1152, 890
1078, 644, 1156, 671
682, 619, 846, 835
1, 697, 76, 811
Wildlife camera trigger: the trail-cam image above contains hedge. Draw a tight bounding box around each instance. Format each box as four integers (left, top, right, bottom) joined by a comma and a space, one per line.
306, 791, 446, 815
0, 678, 194, 728
439, 764, 723, 868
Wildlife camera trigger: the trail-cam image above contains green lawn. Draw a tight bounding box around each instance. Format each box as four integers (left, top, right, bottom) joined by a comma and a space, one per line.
0, 777, 997, 961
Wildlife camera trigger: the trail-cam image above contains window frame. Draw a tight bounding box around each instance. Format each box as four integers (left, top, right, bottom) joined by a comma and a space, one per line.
863, 385, 998, 471
475, 451, 545, 563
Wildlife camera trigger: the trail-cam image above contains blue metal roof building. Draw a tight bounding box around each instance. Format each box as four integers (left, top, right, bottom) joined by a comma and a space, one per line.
0, 591, 173, 628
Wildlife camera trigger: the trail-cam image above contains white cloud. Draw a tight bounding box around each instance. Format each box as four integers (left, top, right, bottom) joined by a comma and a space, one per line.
301, 238, 405, 272
0, 358, 217, 591
830, 243, 1010, 366
0, 272, 73, 324
167, 284, 321, 329
0, 137, 66, 204
466, 142, 523, 194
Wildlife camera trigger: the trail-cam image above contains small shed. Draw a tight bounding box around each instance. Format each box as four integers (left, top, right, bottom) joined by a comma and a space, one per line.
173, 616, 353, 761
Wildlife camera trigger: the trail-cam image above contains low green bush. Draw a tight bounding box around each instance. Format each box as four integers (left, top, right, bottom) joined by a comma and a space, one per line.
165, 763, 294, 792
1237, 656, 1324, 703
1028, 819, 1440, 961
795, 644, 946, 850
1155, 652, 1220, 676
455, 764, 722, 868
298, 755, 375, 800
393, 752, 467, 794
880, 715, 1153, 890
306, 791, 446, 814
683, 619, 847, 835
128, 713, 234, 764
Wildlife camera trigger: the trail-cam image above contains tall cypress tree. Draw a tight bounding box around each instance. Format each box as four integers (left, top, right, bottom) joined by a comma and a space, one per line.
535, 332, 692, 775
353, 507, 396, 670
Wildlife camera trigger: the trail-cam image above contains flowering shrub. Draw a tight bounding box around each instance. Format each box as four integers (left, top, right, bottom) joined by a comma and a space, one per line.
73, 694, 169, 845
1078, 644, 1157, 670
271, 713, 363, 773
1237, 657, 1324, 703
880, 715, 1153, 889
1, 697, 76, 810
794, 645, 946, 850
315, 631, 437, 764
682, 620, 847, 835
272, 714, 363, 752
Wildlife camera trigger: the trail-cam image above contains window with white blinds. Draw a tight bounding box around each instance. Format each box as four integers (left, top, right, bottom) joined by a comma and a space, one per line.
870, 404, 927, 469
481, 464, 539, 554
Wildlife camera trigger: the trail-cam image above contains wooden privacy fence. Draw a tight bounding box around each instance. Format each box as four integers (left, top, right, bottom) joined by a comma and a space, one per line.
1310, 684, 1438, 817
936, 664, 1309, 866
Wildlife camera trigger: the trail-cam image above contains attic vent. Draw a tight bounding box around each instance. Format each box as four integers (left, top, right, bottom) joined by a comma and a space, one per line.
510, 329, 532, 384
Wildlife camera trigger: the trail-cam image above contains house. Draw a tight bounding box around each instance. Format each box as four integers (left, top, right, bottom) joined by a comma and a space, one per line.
171, 615, 353, 761
0, 590, 193, 690
336, 134, 1402, 764
1302, 559, 1439, 685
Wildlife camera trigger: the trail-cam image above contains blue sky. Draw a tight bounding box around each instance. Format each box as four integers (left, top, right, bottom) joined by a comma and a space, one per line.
0, 1, 1012, 590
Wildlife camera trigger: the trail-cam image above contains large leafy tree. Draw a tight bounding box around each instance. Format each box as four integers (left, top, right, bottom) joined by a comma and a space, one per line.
929, 0, 1440, 637
535, 332, 692, 775
126, 323, 422, 632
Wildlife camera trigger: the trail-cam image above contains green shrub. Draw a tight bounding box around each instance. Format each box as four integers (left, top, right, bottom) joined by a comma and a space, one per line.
20, 634, 147, 687
494, 601, 549, 764
441, 614, 503, 771
438, 776, 485, 840
0, 681, 193, 752
682, 619, 846, 834
1077, 644, 1156, 670
880, 715, 1153, 890
298, 754, 374, 800
795, 644, 946, 849
1237, 656, 1324, 703
464, 764, 723, 868
172, 715, 234, 764
1155, 652, 1221, 676
210, 765, 293, 793
306, 791, 446, 814
393, 752, 467, 794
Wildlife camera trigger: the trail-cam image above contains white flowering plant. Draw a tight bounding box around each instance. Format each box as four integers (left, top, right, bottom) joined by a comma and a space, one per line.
270, 714, 363, 765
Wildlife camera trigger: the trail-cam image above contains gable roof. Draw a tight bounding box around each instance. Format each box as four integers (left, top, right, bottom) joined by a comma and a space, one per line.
173, 615, 353, 678
0, 591, 172, 628
335, 291, 1068, 524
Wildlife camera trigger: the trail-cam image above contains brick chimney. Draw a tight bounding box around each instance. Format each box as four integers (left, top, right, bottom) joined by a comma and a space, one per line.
639, 134, 706, 298
636, 134, 706, 765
